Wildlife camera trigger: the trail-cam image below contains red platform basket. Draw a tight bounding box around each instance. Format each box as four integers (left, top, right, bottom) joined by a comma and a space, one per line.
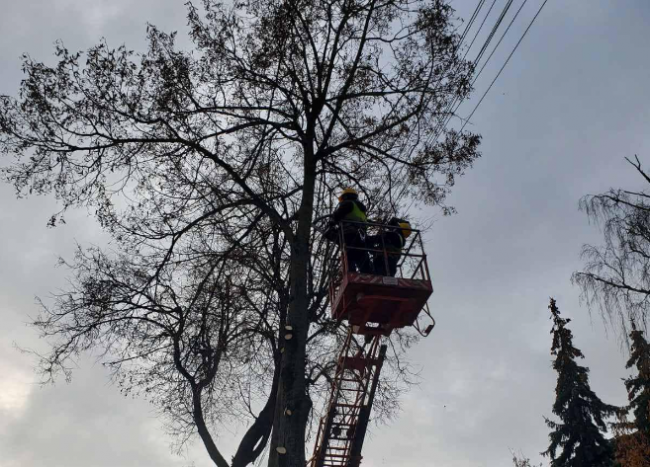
327, 221, 435, 336
331, 272, 432, 333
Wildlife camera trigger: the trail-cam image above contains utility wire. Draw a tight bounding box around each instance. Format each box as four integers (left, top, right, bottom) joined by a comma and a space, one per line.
460, 0, 550, 132
391, 0, 550, 209
473, 0, 515, 66
379, 0, 537, 210
471, 0, 531, 90
463, 0, 500, 62
434, 0, 531, 141
376, 0, 489, 210
429, 0, 515, 144
459, 0, 488, 47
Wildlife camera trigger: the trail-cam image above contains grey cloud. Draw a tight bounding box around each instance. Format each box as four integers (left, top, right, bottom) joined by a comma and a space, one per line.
3, 1, 650, 466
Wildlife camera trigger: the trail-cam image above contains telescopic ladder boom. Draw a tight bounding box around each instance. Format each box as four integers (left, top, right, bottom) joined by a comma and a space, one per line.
309, 329, 386, 467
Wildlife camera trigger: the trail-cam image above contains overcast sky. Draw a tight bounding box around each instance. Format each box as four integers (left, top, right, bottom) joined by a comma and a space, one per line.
2, 1, 650, 466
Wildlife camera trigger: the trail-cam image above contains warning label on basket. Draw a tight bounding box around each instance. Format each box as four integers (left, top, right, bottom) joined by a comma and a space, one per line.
382, 277, 398, 286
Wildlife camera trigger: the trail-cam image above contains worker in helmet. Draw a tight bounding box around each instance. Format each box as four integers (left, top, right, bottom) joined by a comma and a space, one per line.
331, 187, 372, 273
372, 217, 412, 277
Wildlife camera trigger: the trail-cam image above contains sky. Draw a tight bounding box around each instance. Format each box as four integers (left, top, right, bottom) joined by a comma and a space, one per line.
1, 0, 650, 466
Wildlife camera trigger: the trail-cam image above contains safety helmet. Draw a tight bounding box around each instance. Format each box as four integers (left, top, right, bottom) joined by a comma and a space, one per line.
389, 217, 412, 238
338, 187, 358, 202
398, 221, 412, 238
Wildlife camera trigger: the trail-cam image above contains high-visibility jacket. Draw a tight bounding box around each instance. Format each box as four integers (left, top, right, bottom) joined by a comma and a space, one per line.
343, 200, 367, 223
333, 199, 367, 224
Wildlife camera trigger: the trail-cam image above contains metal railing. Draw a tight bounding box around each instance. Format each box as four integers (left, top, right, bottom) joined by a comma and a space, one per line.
329, 220, 431, 282
325, 220, 436, 337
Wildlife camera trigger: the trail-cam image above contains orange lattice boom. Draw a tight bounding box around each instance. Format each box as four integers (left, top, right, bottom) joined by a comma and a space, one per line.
308, 221, 435, 467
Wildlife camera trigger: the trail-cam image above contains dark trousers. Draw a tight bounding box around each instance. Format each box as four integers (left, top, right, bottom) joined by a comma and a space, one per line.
344, 231, 371, 274
373, 252, 400, 277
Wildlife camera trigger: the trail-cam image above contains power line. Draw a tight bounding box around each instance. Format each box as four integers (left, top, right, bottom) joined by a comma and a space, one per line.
429, 0, 515, 144
459, 0, 489, 47
433, 0, 530, 141
376, 0, 489, 210
473, 0, 515, 66
463, 0, 499, 62
379, 0, 547, 210
472, 0, 531, 89
460, 0, 550, 132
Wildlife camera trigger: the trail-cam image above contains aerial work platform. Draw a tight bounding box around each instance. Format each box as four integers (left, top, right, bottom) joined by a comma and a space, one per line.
328, 220, 435, 337
331, 272, 433, 333
309, 221, 435, 467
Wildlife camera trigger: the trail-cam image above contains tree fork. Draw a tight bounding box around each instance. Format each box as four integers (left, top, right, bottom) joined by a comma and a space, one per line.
231, 359, 282, 467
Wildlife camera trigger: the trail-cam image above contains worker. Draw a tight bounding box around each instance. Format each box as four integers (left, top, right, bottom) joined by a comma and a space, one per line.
331, 187, 371, 273
372, 217, 412, 277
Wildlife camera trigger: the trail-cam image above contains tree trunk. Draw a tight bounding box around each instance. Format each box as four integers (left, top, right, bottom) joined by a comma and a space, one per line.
193, 389, 230, 467
268, 145, 318, 467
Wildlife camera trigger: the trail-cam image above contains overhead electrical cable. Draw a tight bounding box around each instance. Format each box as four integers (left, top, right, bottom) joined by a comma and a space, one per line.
378, 0, 534, 210
473, 0, 515, 66
471, 0, 531, 90
376, 0, 489, 211
459, 0, 488, 47
429, 0, 515, 145
432, 0, 531, 142
391, 0, 550, 209
460, 0, 550, 132
431, 0, 516, 142
463, 0, 500, 61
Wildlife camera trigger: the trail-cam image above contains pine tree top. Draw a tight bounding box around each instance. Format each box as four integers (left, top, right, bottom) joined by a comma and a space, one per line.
549, 298, 583, 359
625, 323, 650, 435
544, 298, 618, 467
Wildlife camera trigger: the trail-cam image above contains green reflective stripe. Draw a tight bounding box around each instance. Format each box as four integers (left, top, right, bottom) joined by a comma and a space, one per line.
343, 201, 367, 222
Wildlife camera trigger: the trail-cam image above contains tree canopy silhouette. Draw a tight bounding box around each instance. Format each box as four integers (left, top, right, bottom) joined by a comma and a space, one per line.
0, 0, 480, 466
574, 156, 650, 335
613, 324, 650, 467
544, 298, 617, 467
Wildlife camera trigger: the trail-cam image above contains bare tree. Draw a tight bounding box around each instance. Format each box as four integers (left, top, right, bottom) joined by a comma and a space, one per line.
573, 156, 650, 336
0, 0, 480, 466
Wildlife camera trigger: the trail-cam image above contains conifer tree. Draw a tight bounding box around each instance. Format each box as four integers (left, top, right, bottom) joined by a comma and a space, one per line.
626, 325, 650, 435
613, 324, 650, 466
543, 298, 617, 467
511, 452, 542, 467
